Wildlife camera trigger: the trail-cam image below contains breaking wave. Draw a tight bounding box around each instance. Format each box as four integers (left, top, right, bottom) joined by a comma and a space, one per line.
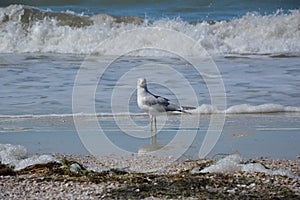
191, 103, 300, 114
0, 104, 299, 119
0, 5, 299, 56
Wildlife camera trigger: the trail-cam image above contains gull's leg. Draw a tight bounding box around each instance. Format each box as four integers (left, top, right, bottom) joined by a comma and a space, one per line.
150, 115, 153, 133
152, 132, 157, 145
154, 116, 157, 133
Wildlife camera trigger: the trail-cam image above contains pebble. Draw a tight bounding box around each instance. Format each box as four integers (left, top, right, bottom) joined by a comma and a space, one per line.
0, 154, 299, 199
70, 163, 83, 174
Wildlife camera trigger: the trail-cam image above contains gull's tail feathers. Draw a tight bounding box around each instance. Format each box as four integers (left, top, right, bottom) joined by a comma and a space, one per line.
181, 106, 196, 110
180, 106, 197, 114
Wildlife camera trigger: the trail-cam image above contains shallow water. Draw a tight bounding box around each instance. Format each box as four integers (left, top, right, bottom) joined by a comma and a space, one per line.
1, 54, 299, 115
0, 113, 299, 159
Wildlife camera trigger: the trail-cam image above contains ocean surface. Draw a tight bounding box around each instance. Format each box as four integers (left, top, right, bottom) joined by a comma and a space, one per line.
0, 1, 299, 160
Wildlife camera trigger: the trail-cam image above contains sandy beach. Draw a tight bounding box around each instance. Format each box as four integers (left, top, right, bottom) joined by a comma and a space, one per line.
1, 153, 299, 199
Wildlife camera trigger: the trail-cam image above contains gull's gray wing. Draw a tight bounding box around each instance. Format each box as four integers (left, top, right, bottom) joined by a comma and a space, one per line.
144, 93, 182, 112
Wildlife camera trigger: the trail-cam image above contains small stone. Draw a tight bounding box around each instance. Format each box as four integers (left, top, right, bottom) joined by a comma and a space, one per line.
227, 188, 236, 194
190, 167, 201, 174
70, 163, 83, 174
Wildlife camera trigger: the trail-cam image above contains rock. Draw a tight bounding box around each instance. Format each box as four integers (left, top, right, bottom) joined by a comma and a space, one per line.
70, 163, 83, 174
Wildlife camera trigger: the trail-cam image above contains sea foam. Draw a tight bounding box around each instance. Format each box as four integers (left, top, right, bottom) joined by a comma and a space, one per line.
0, 144, 58, 171
199, 154, 296, 178
0, 5, 299, 56
0, 104, 299, 119
190, 103, 300, 114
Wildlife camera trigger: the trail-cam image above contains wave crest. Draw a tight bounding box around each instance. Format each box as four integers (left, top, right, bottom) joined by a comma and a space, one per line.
0, 104, 299, 119
190, 103, 300, 114
0, 5, 299, 56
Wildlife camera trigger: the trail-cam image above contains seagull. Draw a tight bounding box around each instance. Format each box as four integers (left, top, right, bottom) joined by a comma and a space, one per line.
137, 78, 191, 132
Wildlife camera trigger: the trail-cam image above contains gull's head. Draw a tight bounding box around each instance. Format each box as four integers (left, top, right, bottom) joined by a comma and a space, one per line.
137, 78, 147, 88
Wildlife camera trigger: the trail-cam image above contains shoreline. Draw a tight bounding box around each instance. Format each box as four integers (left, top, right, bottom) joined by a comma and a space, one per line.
1, 153, 299, 199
